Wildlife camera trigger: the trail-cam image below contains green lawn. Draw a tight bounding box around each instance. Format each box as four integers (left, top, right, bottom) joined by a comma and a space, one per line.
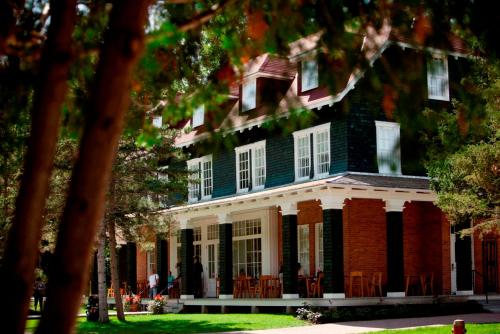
371, 323, 500, 334
26, 313, 307, 333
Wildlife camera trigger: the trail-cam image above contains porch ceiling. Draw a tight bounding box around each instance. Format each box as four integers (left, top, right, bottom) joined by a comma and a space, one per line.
160, 172, 436, 222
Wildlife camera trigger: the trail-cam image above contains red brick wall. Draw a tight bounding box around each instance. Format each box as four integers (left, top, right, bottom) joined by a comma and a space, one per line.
344, 198, 388, 288
403, 201, 446, 294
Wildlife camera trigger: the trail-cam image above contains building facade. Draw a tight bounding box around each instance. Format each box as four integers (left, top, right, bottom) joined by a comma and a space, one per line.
127, 29, 499, 301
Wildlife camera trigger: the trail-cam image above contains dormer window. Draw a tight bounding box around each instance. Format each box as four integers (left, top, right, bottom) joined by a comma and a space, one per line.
152, 116, 162, 128
301, 59, 319, 92
427, 54, 449, 101
192, 105, 204, 128
241, 79, 257, 112
375, 121, 401, 175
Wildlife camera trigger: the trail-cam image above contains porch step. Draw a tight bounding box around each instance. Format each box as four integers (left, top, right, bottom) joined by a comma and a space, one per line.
478, 300, 500, 313
164, 300, 183, 314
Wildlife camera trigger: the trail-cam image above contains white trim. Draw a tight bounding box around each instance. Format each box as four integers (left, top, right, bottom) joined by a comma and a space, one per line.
323, 293, 346, 299
387, 292, 405, 298
450, 233, 457, 293
235, 140, 266, 193
319, 196, 345, 210
280, 202, 298, 216
218, 294, 234, 299
217, 213, 232, 225
282, 294, 299, 299
456, 290, 474, 296
385, 199, 406, 212
393, 41, 471, 59
315, 223, 324, 273
293, 123, 331, 182
180, 294, 195, 299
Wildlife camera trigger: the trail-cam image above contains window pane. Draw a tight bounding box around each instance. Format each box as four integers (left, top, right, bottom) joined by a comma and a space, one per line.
238, 150, 250, 190
315, 130, 330, 175
253, 146, 266, 187
302, 59, 319, 91
297, 135, 310, 178
297, 225, 310, 276
202, 159, 212, 197
242, 79, 257, 111
192, 105, 205, 128
427, 56, 449, 100
187, 162, 200, 201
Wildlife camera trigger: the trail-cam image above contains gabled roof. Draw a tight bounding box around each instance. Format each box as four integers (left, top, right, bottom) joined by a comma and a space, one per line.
174, 22, 470, 148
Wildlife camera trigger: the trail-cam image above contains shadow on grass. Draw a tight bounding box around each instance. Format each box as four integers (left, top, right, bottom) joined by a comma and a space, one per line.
77, 318, 263, 334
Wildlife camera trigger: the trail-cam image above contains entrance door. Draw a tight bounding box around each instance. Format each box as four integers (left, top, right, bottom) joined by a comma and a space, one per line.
456, 234, 473, 291
206, 242, 218, 297
483, 239, 498, 293
450, 233, 457, 293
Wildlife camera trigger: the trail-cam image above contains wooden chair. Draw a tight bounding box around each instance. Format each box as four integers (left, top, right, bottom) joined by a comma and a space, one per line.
420, 272, 434, 295
368, 272, 382, 297
349, 271, 364, 297
310, 272, 324, 298
256, 275, 272, 298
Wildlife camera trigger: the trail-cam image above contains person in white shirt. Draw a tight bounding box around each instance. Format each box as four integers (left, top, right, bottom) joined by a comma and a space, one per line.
148, 271, 159, 298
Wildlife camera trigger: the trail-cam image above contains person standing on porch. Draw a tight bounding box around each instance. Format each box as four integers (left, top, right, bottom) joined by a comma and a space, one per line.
148, 271, 159, 299
193, 256, 203, 298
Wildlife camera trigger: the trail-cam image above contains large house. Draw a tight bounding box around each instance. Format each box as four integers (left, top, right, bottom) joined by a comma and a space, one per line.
123, 25, 499, 305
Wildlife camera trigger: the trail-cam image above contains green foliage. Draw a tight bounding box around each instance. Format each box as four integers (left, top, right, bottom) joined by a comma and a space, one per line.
425, 60, 500, 235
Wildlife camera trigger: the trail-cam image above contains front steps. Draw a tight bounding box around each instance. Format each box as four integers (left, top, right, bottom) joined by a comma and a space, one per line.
164, 299, 183, 313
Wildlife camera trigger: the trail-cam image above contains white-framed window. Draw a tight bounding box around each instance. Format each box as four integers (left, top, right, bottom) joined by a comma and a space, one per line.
301, 58, 319, 92
427, 54, 449, 101
152, 116, 162, 128
297, 225, 310, 276
293, 123, 331, 182
242, 79, 257, 112
235, 140, 266, 193
187, 155, 213, 202
315, 223, 324, 273
192, 105, 205, 128
232, 219, 262, 278
207, 224, 219, 240
375, 121, 401, 175
208, 243, 217, 279
147, 250, 156, 274
193, 226, 202, 260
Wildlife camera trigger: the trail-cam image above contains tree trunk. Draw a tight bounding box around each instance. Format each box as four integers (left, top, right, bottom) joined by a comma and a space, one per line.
0, 1, 77, 333
108, 219, 125, 321
35, 1, 150, 333
97, 220, 109, 323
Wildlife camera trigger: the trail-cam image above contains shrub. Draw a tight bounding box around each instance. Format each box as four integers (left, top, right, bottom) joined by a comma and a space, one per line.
147, 295, 166, 314
296, 303, 324, 324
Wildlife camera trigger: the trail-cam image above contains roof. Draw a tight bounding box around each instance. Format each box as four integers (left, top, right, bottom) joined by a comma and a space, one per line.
174, 22, 470, 148
328, 173, 430, 190
160, 172, 434, 219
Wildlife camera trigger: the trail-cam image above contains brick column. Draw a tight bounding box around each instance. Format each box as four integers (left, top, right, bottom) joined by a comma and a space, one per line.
385, 199, 405, 297
126, 242, 137, 294
156, 235, 168, 294
218, 213, 233, 299
180, 219, 194, 299
281, 202, 299, 299
320, 197, 346, 299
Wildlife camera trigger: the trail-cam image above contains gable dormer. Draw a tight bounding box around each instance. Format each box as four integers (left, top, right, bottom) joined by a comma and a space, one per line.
238, 54, 295, 113
192, 105, 205, 128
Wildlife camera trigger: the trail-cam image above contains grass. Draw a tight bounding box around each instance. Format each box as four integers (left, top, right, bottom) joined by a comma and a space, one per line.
371, 323, 500, 334
26, 313, 307, 333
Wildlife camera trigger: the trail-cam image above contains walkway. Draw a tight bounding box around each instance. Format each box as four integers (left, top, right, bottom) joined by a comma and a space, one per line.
215, 313, 500, 334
